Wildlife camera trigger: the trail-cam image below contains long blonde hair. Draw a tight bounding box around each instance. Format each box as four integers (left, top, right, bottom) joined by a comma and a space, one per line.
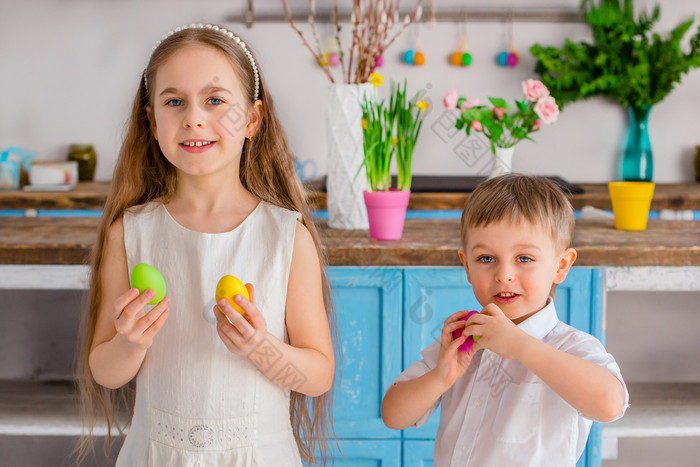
76, 26, 336, 465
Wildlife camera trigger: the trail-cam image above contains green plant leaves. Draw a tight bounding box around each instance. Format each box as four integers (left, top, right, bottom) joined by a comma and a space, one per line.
531, 0, 700, 108
360, 80, 428, 191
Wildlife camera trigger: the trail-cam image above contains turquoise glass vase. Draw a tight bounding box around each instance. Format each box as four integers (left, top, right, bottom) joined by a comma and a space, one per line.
620, 105, 653, 182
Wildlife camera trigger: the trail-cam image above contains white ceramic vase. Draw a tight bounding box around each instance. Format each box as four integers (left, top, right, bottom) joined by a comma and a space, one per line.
326, 83, 374, 229
489, 146, 515, 178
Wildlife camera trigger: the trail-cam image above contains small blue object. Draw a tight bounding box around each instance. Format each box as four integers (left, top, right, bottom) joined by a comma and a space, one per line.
0, 160, 20, 190
403, 50, 415, 65
497, 51, 508, 67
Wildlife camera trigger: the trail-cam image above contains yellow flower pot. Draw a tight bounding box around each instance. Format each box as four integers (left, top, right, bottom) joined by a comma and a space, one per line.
608, 182, 655, 231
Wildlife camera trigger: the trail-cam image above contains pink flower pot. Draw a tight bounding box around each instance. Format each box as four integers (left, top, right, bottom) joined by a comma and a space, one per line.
363, 190, 411, 240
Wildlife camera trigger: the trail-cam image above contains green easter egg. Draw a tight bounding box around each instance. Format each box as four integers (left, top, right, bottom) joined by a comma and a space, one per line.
130, 263, 166, 305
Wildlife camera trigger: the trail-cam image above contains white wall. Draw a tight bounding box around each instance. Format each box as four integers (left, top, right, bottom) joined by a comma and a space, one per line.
1, 0, 699, 182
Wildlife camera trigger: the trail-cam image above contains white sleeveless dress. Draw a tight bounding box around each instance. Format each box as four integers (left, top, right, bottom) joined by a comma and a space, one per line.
117, 201, 303, 467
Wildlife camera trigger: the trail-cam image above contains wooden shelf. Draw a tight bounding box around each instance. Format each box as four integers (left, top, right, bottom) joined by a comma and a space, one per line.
2, 380, 697, 442
603, 383, 700, 459
606, 383, 700, 438
0, 380, 127, 436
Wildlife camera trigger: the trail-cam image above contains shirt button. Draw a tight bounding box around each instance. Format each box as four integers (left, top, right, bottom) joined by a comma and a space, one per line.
460, 444, 467, 451
474, 398, 482, 407
489, 353, 497, 362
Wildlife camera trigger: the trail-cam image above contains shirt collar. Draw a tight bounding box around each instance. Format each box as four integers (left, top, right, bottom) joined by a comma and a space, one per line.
516, 297, 558, 341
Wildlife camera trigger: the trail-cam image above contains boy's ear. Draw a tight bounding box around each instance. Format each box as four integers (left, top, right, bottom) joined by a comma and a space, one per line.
458, 249, 472, 284
553, 247, 577, 284
146, 106, 158, 141
245, 100, 263, 139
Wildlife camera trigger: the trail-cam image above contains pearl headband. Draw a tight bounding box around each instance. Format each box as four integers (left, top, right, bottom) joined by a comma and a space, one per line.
144, 23, 260, 101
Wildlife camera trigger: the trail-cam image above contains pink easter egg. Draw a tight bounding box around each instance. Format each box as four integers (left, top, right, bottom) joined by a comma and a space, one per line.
452, 310, 481, 352
375, 55, 384, 67
329, 52, 340, 67
507, 52, 519, 67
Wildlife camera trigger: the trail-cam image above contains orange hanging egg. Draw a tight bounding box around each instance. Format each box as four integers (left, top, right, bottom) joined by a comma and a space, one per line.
414, 51, 425, 66
450, 51, 463, 66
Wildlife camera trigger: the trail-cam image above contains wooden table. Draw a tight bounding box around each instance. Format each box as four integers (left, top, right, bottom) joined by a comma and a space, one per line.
1, 217, 698, 267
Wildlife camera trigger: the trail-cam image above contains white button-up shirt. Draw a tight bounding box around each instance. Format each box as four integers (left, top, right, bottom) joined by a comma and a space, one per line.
391, 300, 629, 467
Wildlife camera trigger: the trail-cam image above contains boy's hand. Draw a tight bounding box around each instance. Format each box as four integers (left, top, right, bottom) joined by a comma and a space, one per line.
214, 283, 268, 357
464, 303, 528, 359
435, 310, 479, 388
112, 288, 170, 351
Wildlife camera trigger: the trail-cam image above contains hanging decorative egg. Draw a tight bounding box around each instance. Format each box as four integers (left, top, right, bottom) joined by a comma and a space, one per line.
403, 49, 415, 64
497, 51, 508, 67
462, 53, 473, 66
450, 51, 463, 66
506, 51, 519, 67
413, 51, 425, 66
375, 55, 384, 67
328, 52, 340, 67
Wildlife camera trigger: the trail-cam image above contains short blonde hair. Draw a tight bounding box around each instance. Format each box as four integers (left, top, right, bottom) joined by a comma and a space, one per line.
461, 173, 575, 251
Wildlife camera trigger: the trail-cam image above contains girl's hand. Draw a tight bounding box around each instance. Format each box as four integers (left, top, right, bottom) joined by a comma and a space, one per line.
112, 288, 170, 351
214, 283, 268, 357
435, 310, 479, 388
464, 303, 528, 359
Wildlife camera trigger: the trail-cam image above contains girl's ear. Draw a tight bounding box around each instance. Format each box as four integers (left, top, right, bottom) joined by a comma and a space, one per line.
458, 249, 472, 284
146, 106, 158, 141
245, 100, 263, 139
553, 247, 577, 284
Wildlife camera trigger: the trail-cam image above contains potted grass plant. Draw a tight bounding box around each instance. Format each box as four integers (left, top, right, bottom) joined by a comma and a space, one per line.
359, 77, 429, 240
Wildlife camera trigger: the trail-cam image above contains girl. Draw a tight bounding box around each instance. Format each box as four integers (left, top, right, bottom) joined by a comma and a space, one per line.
76, 24, 335, 466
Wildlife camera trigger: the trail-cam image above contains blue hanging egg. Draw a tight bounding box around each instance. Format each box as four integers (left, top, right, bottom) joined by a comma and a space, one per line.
497, 51, 508, 67
403, 49, 415, 65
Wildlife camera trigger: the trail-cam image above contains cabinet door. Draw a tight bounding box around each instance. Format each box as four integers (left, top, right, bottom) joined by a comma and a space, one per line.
402, 267, 479, 439
554, 267, 606, 467
307, 440, 402, 467
402, 440, 434, 467
327, 267, 403, 439
401, 267, 605, 467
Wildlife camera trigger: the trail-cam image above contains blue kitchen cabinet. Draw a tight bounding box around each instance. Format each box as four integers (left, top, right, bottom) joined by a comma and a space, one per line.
310, 440, 402, 466
324, 266, 605, 467
327, 267, 403, 440
401, 441, 434, 467
402, 267, 606, 467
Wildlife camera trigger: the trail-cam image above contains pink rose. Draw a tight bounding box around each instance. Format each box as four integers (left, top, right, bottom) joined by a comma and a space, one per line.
522, 79, 550, 102
470, 121, 483, 131
492, 107, 506, 120
532, 119, 542, 131
534, 96, 559, 124
443, 89, 459, 110
460, 97, 482, 111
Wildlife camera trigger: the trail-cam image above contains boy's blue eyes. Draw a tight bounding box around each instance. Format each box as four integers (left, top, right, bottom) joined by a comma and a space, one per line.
477, 256, 532, 263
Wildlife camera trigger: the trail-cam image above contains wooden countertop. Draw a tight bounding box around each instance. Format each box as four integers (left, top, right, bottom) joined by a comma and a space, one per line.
1, 181, 699, 211
1, 217, 698, 267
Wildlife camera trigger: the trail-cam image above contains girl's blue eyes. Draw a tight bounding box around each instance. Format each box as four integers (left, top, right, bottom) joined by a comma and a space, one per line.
165, 98, 224, 107
518, 256, 532, 263
479, 256, 495, 264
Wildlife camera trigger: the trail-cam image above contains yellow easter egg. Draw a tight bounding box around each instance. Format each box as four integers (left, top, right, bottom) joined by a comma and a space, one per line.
215, 275, 250, 315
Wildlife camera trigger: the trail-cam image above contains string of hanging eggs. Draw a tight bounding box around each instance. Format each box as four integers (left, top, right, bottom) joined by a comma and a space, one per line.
316, 6, 520, 70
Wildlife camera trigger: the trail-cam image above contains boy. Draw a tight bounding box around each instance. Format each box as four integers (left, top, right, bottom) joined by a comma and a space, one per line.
381, 174, 628, 466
